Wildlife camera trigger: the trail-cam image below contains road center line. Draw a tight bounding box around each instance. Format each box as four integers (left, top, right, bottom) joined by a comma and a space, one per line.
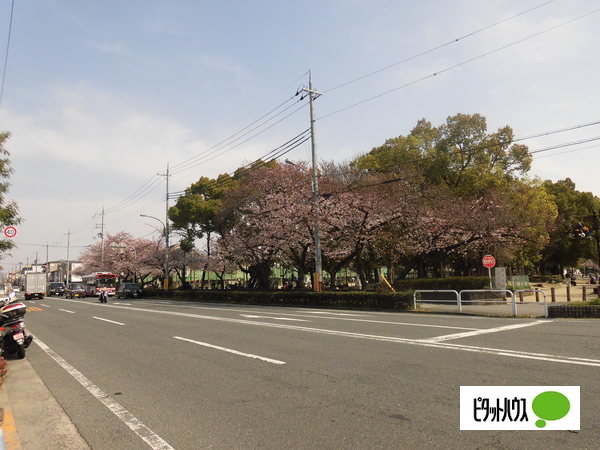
174, 336, 286, 365
93, 317, 125, 326
56, 299, 599, 367
59, 309, 75, 314
33, 336, 174, 450
419, 321, 549, 342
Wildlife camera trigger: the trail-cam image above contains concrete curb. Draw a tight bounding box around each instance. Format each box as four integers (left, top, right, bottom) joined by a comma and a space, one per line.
2, 358, 90, 450
0, 379, 21, 450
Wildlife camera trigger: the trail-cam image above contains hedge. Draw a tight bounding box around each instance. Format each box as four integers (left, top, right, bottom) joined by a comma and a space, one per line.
142, 289, 414, 310
392, 276, 490, 291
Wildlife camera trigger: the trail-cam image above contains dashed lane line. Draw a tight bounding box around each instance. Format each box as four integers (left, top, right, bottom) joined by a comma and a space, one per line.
174, 336, 286, 365
33, 336, 174, 450
239, 314, 309, 322
92, 317, 125, 326
59, 309, 75, 314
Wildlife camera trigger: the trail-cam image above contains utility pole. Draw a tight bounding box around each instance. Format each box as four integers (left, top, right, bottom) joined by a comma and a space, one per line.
46, 243, 49, 284
157, 164, 170, 289
99, 206, 105, 270
301, 71, 323, 292
66, 230, 71, 284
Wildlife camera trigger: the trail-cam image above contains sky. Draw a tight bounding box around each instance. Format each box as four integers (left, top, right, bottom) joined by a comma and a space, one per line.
0, 0, 598, 272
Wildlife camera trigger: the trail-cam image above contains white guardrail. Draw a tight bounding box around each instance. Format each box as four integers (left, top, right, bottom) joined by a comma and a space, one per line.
414, 289, 549, 318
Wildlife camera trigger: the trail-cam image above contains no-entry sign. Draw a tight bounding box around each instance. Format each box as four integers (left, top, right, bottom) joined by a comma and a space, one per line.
3, 226, 17, 238
482, 254, 496, 269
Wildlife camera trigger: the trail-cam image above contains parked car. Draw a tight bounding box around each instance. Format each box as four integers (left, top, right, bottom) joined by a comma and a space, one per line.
12, 286, 20, 293
116, 282, 142, 299
65, 282, 86, 299
47, 282, 66, 296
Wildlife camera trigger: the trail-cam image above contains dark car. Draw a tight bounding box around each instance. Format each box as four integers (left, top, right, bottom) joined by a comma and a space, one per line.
47, 282, 66, 296
65, 282, 86, 299
116, 282, 142, 299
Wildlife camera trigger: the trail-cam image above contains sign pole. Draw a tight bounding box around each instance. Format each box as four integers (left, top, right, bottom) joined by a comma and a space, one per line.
482, 255, 496, 289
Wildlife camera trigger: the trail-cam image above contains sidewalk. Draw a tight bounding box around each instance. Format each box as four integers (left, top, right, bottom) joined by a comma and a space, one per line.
0, 357, 90, 449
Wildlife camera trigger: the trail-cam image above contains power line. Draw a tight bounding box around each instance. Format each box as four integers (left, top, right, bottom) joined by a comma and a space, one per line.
169, 99, 309, 176
104, 176, 164, 215
0, 0, 15, 110
323, 0, 555, 94
169, 130, 311, 200
318, 7, 600, 121
344, 135, 600, 192
533, 143, 600, 160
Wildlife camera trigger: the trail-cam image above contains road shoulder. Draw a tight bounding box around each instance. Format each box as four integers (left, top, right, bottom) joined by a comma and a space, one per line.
3, 358, 90, 449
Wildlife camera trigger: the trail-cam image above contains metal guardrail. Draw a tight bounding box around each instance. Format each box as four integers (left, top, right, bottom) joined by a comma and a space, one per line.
458, 289, 517, 316
414, 288, 550, 318
514, 289, 548, 318
413, 290, 461, 312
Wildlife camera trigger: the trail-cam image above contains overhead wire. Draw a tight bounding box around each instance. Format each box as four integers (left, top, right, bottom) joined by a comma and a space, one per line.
323, 0, 555, 94
0, 0, 14, 110
169, 99, 309, 176
104, 176, 164, 215
168, 129, 311, 200
166, 95, 299, 174
318, 7, 600, 121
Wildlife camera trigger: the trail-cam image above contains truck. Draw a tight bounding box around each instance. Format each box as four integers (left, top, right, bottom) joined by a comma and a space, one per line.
24, 272, 46, 300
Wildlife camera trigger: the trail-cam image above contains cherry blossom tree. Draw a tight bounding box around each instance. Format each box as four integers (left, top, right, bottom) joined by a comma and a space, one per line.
77, 232, 165, 286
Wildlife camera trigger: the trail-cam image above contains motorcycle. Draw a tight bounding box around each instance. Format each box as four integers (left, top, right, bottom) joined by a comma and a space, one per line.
0, 292, 33, 359
98, 290, 108, 303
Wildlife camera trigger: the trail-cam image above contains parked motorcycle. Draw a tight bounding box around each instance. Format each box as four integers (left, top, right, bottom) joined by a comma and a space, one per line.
0, 292, 33, 359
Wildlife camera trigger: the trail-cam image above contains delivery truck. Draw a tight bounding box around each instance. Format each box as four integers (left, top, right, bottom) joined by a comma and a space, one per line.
24, 272, 46, 300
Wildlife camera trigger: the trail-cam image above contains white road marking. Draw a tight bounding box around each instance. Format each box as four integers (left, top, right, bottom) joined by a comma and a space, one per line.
136, 302, 479, 330
33, 336, 174, 450
239, 314, 309, 322
174, 336, 286, 365
420, 321, 549, 342
93, 317, 125, 326
299, 311, 367, 317
55, 299, 599, 367
113, 303, 132, 306
59, 309, 75, 314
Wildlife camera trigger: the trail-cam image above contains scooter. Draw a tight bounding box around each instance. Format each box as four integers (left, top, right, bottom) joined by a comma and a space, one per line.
99, 290, 108, 303
0, 292, 33, 359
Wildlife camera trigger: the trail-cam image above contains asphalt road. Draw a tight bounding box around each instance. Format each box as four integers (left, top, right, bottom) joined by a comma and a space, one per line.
19, 296, 600, 449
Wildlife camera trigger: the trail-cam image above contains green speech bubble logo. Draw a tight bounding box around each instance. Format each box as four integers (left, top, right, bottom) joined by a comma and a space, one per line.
532, 391, 570, 428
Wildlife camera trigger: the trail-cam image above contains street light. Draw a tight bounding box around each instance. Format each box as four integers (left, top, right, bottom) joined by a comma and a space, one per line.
140, 214, 170, 289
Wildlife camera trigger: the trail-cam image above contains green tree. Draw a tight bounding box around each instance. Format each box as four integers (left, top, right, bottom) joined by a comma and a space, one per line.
0, 132, 21, 258
539, 178, 600, 274
352, 113, 532, 196
168, 174, 232, 287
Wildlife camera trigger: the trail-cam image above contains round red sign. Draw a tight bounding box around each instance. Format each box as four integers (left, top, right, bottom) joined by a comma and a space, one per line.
3, 226, 17, 238
482, 254, 496, 269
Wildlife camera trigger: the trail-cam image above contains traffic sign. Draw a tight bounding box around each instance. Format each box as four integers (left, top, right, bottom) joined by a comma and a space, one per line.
3, 226, 17, 238
482, 254, 496, 269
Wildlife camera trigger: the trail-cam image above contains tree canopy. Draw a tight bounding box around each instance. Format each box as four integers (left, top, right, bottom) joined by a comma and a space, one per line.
0, 132, 21, 259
